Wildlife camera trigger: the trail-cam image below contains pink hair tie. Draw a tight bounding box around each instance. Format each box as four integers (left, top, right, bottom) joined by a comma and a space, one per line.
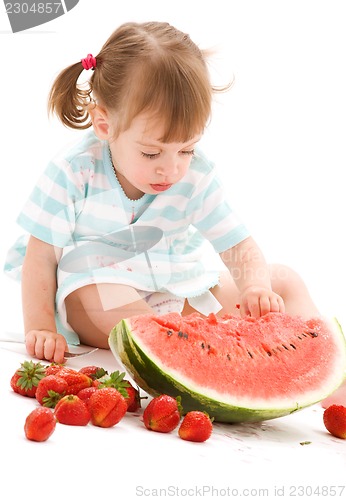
81, 54, 97, 70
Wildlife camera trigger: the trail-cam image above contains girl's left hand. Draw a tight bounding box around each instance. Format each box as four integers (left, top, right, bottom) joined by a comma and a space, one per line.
239, 286, 285, 318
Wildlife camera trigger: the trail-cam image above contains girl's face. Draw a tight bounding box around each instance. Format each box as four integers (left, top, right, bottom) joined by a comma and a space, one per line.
108, 113, 202, 200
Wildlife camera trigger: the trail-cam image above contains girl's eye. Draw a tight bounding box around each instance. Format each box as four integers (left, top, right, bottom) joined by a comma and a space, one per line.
141, 152, 160, 159
141, 149, 195, 159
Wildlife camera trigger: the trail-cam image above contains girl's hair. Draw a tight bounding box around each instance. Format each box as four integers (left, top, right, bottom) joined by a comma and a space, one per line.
48, 21, 229, 142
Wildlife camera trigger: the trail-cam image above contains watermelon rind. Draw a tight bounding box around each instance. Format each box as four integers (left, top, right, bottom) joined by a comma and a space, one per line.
109, 316, 346, 423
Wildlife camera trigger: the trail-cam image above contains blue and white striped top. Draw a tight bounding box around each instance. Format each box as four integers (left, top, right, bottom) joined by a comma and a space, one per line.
5, 129, 250, 306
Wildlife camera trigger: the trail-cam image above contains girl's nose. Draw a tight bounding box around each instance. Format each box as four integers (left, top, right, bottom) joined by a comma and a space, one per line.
156, 157, 179, 177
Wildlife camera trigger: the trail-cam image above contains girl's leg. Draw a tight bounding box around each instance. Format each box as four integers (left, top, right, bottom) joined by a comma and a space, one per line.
65, 283, 153, 348
65, 264, 320, 347
268, 264, 320, 317
182, 264, 320, 318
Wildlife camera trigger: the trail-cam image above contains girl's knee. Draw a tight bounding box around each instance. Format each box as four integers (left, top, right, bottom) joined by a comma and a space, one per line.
270, 263, 319, 316
270, 263, 299, 292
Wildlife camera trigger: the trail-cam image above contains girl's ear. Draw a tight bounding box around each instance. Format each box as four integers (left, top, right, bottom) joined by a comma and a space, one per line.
89, 105, 112, 140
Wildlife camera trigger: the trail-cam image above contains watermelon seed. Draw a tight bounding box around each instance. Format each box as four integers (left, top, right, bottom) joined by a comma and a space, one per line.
201, 342, 205, 349
227, 354, 231, 360
282, 344, 289, 350
309, 331, 318, 338
290, 344, 296, 350
176, 331, 188, 339
247, 350, 253, 358
266, 351, 272, 356
167, 330, 173, 337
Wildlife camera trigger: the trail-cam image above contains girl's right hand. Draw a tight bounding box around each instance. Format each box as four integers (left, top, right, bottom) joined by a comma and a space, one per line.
25, 330, 68, 364
239, 285, 285, 319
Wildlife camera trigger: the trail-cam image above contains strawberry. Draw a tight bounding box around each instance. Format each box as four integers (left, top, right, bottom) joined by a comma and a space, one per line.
55, 367, 92, 394
54, 394, 91, 426
45, 363, 65, 376
178, 411, 213, 442
77, 386, 98, 402
125, 385, 139, 412
323, 404, 346, 439
143, 394, 182, 433
24, 407, 56, 442
124, 382, 142, 412
96, 371, 146, 411
97, 370, 130, 396
88, 387, 128, 428
10, 360, 46, 398
79, 365, 108, 380
35, 375, 69, 408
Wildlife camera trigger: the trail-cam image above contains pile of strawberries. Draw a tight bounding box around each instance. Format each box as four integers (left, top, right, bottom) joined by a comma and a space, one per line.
11, 359, 213, 443
12, 359, 346, 442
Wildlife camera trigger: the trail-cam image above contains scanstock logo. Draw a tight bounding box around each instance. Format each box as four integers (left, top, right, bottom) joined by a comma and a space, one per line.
4, 0, 79, 33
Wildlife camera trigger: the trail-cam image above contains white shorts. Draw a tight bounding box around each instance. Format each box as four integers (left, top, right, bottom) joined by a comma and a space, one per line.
141, 289, 222, 316
56, 288, 222, 345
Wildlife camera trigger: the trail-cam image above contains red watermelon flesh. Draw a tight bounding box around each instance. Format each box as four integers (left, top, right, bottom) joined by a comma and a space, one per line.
109, 312, 346, 422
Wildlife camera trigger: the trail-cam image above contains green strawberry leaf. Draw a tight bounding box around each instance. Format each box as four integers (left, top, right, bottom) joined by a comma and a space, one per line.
16, 360, 46, 390
42, 389, 65, 408
93, 368, 108, 379
98, 370, 130, 398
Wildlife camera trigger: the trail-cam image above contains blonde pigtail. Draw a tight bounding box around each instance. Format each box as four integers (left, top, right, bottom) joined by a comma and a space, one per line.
48, 61, 94, 130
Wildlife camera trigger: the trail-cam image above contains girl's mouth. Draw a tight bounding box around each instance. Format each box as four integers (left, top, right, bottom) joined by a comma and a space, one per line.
150, 183, 172, 192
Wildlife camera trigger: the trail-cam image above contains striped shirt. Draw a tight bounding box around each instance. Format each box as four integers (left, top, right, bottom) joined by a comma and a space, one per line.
5, 130, 250, 340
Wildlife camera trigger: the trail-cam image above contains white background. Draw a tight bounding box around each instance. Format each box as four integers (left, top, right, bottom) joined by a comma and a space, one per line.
1, 1, 345, 330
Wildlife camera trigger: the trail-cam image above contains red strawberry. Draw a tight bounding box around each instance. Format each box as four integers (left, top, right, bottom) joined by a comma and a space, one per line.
56, 367, 92, 394
11, 360, 46, 398
88, 387, 127, 428
45, 363, 64, 376
79, 365, 108, 380
143, 394, 182, 433
77, 386, 98, 403
96, 371, 145, 411
24, 407, 56, 442
54, 394, 91, 426
323, 404, 346, 439
35, 375, 69, 408
125, 382, 141, 412
178, 411, 213, 442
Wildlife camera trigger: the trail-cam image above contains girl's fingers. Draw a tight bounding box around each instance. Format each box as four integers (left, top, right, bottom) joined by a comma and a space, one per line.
258, 296, 271, 317
241, 292, 285, 318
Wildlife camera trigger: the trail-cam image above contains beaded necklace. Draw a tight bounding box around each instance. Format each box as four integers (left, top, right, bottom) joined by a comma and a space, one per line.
109, 148, 136, 223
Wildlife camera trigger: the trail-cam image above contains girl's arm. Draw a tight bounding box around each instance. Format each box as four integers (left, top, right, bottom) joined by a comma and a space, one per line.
220, 236, 285, 318
21, 235, 67, 363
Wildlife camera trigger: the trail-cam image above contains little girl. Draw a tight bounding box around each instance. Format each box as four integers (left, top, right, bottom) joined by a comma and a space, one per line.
4, 21, 319, 364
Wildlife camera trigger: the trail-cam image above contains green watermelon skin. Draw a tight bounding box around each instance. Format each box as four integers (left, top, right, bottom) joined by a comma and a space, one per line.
109, 313, 346, 423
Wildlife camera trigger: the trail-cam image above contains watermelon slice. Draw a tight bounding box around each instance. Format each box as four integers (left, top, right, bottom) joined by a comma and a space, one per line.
109, 312, 346, 422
